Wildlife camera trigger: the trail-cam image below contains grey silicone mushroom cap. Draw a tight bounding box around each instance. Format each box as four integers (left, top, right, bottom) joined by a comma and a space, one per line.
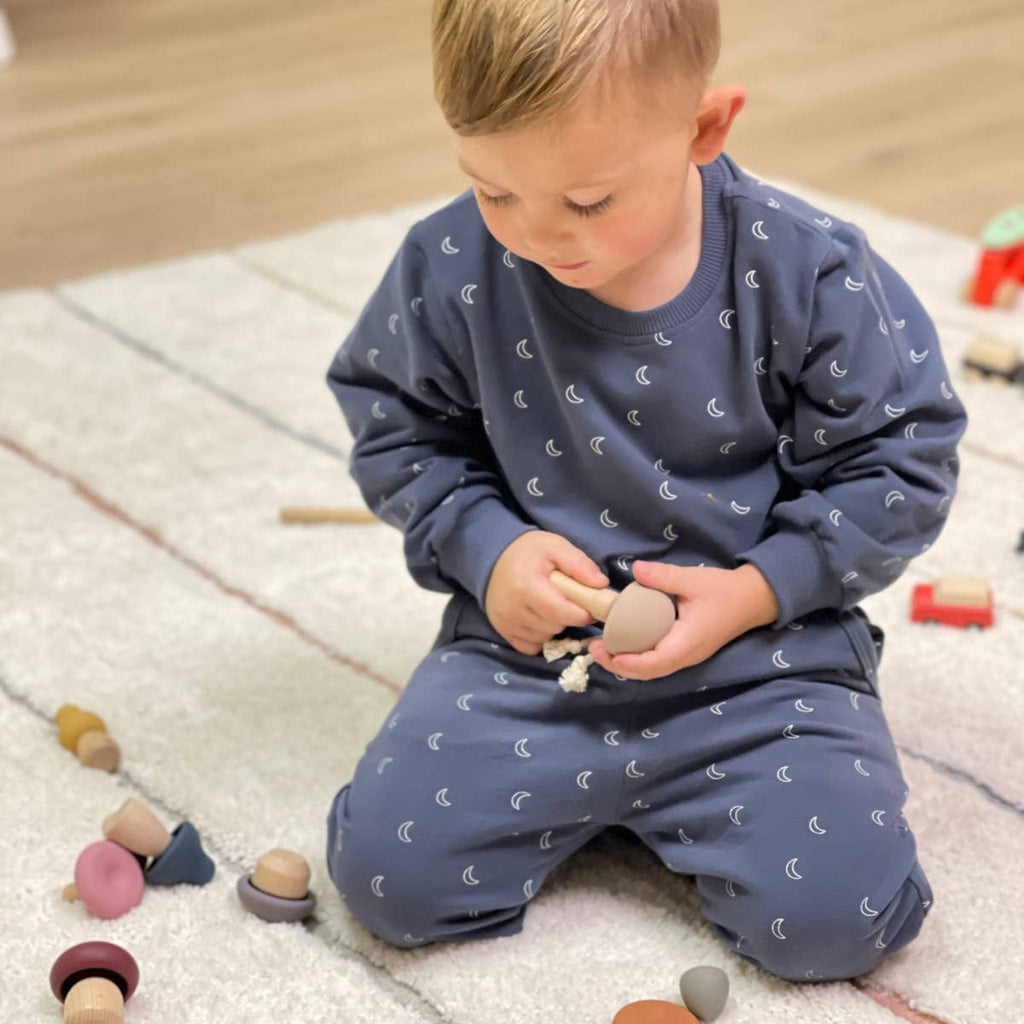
237, 874, 316, 922
679, 965, 729, 1022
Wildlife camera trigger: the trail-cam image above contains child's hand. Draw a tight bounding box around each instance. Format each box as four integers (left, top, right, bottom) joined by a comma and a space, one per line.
485, 532, 609, 655
588, 562, 779, 681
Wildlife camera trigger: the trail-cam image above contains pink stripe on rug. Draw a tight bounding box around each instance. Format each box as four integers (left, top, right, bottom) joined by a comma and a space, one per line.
0, 434, 401, 697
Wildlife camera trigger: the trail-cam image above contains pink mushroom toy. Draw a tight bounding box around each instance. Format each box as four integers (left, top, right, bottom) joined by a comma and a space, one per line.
68, 841, 145, 920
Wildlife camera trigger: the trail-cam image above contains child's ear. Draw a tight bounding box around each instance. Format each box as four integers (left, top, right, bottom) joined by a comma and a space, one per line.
690, 84, 746, 164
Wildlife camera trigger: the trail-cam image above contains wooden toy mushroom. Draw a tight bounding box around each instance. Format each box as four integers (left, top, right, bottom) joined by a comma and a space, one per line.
611, 1001, 698, 1024
237, 848, 317, 922
55, 705, 120, 772
50, 940, 139, 1024
549, 571, 676, 655
102, 797, 215, 886
102, 798, 171, 859
70, 841, 145, 920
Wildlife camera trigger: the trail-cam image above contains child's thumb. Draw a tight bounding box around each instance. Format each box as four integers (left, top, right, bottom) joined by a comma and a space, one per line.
632, 559, 690, 594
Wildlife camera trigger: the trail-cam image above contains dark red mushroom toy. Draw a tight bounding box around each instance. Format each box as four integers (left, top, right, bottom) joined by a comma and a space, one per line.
49, 941, 139, 1024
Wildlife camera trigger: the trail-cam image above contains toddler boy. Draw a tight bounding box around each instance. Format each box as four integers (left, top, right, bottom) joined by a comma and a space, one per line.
324, 0, 966, 982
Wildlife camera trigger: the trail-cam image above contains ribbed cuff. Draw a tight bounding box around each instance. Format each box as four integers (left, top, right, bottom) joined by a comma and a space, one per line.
736, 530, 836, 628
437, 498, 537, 606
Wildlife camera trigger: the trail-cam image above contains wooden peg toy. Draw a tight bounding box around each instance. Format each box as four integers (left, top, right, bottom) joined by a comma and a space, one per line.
549, 571, 676, 655
279, 506, 378, 524
102, 797, 215, 886
50, 941, 139, 1024
237, 848, 317, 922
54, 705, 120, 772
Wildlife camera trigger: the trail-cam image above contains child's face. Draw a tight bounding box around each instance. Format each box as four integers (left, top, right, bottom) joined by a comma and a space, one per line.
455, 74, 712, 297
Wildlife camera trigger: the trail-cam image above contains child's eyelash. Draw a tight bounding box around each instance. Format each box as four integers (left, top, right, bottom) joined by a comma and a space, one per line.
477, 191, 614, 218
567, 196, 614, 218
477, 191, 517, 208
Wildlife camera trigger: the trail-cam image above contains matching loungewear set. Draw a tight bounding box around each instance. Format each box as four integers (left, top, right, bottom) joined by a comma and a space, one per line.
323, 154, 967, 981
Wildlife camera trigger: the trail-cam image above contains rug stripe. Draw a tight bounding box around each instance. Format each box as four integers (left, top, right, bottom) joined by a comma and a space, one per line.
0, 433, 400, 698
54, 290, 350, 463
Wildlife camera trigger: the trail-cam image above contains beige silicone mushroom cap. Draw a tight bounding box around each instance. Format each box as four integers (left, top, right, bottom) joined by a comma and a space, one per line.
602, 582, 676, 655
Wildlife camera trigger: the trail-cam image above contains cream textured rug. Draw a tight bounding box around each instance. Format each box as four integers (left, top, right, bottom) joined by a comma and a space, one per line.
1, 177, 1022, 1024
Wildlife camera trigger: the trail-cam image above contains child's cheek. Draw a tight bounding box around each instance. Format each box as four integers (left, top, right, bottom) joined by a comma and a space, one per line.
478, 209, 520, 259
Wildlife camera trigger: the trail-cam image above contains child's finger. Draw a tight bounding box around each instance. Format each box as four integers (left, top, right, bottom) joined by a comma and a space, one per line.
592, 622, 695, 681
632, 560, 699, 595
551, 540, 608, 588
521, 606, 562, 638
536, 587, 595, 628
508, 635, 543, 656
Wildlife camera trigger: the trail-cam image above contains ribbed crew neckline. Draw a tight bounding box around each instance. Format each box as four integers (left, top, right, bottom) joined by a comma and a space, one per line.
531, 156, 729, 337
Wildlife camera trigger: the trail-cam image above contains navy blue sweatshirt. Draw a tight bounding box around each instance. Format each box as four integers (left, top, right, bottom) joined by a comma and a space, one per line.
327, 154, 967, 680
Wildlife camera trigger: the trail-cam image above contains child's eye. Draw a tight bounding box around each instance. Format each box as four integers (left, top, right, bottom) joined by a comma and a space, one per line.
476, 190, 614, 218
477, 190, 516, 208
566, 195, 614, 218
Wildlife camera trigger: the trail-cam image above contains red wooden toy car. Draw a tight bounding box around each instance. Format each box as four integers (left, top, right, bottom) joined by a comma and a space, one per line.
911, 576, 994, 629
964, 206, 1024, 309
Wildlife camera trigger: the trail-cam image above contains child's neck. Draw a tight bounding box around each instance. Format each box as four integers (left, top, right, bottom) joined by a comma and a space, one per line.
586, 164, 704, 314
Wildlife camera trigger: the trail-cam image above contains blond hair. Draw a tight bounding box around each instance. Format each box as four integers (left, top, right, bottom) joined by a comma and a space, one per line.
432, 0, 720, 136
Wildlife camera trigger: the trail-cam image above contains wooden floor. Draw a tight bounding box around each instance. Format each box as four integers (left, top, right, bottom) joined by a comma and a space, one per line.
1, 0, 1021, 288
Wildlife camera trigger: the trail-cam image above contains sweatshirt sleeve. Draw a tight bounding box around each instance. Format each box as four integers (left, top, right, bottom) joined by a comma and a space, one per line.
326, 231, 535, 603
736, 224, 968, 627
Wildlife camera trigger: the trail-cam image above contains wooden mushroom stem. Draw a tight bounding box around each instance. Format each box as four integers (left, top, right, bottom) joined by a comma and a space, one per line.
102, 798, 172, 859
76, 730, 120, 771
549, 570, 618, 621
63, 976, 124, 1024
251, 848, 311, 900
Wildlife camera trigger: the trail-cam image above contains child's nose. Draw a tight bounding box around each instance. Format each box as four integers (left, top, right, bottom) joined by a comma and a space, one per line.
517, 211, 575, 262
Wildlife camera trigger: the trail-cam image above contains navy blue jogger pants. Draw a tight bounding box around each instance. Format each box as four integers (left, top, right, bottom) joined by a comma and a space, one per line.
327, 597, 932, 982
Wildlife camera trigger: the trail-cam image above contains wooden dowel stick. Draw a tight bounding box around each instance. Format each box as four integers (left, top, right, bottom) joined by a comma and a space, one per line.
549, 570, 619, 621
279, 507, 379, 524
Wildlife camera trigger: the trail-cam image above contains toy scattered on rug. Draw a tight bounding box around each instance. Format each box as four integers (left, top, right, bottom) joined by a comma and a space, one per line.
102, 797, 215, 886
63, 797, 215, 919
65, 840, 145, 920
237, 847, 317, 922
910, 575, 995, 630
50, 941, 139, 1024
962, 204, 1024, 309
961, 335, 1023, 386
55, 704, 120, 772
279, 506, 378, 524
544, 570, 676, 692
611, 964, 729, 1023
612, 1002, 698, 1024
678, 966, 730, 1021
